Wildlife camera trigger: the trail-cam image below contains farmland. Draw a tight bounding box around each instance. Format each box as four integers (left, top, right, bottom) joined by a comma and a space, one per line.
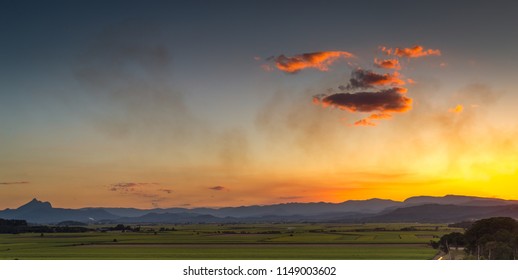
0, 223, 460, 260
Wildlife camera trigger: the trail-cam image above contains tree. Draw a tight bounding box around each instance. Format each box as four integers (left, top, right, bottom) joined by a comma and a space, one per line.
439, 232, 466, 252
114, 224, 126, 231
464, 217, 518, 260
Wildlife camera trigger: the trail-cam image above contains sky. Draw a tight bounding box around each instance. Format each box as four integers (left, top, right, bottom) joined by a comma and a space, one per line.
2, 0, 518, 209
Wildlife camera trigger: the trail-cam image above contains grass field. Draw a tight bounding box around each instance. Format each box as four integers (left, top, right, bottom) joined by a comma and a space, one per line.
0, 223, 460, 260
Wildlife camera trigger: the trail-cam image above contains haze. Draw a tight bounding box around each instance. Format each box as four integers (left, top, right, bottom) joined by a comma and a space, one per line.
2, 0, 518, 209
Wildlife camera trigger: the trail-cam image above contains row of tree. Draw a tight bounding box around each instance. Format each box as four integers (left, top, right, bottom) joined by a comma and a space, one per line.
434, 217, 518, 260
0, 218, 90, 234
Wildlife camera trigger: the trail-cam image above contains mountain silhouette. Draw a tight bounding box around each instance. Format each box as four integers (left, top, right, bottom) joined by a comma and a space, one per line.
404, 195, 517, 206
362, 204, 518, 223
0, 199, 119, 224
1, 194, 518, 224
16, 198, 52, 213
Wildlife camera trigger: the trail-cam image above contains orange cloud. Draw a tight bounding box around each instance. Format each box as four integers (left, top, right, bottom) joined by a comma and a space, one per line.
374, 58, 401, 70
314, 67, 413, 126
380, 46, 392, 55
343, 69, 405, 90
354, 119, 376, 126
449, 104, 464, 114
393, 87, 408, 94
272, 51, 354, 73
369, 113, 392, 120
354, 113, 393, 127
380, 45, 441, 58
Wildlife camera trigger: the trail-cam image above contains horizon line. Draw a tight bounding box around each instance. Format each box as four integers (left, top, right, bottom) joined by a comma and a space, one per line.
10, 193, 514, 211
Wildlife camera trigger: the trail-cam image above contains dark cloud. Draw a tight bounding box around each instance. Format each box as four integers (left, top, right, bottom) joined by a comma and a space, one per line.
342, 69, 405, 90
0, 181, 29, 185
208, 186, 225, 191
314, 88, 412, 113
313, 88, 412, 126
108, 182, 160, 192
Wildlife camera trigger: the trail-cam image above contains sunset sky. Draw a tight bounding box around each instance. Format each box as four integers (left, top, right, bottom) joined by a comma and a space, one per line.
2, 0, 518, 209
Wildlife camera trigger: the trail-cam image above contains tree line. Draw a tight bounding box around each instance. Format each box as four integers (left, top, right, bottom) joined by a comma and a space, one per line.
432, 217, 518, 260
0, 218, 89, 234
0, 219, 148, 234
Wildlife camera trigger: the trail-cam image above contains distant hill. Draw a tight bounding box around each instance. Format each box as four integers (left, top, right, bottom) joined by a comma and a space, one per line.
89, 198, 401, 219
2, 195, 518, 224
184, 198, 403, 218
363, 204, 518, 223
404, 195, 518, 207
116, 212, 231, 224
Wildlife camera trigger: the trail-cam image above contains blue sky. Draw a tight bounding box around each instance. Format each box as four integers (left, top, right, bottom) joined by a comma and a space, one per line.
2, 0, 518, 208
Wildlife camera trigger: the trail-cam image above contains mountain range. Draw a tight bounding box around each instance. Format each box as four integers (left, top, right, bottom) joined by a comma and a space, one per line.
1, 195, 518, 224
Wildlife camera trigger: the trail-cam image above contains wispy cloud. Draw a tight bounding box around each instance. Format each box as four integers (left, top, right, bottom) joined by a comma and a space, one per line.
266, 51, 354, 73
354, 113, 393, 127
158, 189, 173, 194
380, 45, 441, 58
456, 83, 500, 105
0, 181, 29, 185
108, 182, 160, 192
107, 182, 173, 207
260, 64, 274, 72
208, 186, 225, 191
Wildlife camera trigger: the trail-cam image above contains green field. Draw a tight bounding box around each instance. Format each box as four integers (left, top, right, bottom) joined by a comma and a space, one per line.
0, 223, 460, 260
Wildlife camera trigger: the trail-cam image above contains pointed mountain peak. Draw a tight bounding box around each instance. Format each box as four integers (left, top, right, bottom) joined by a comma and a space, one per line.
17, 198, 53, 211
